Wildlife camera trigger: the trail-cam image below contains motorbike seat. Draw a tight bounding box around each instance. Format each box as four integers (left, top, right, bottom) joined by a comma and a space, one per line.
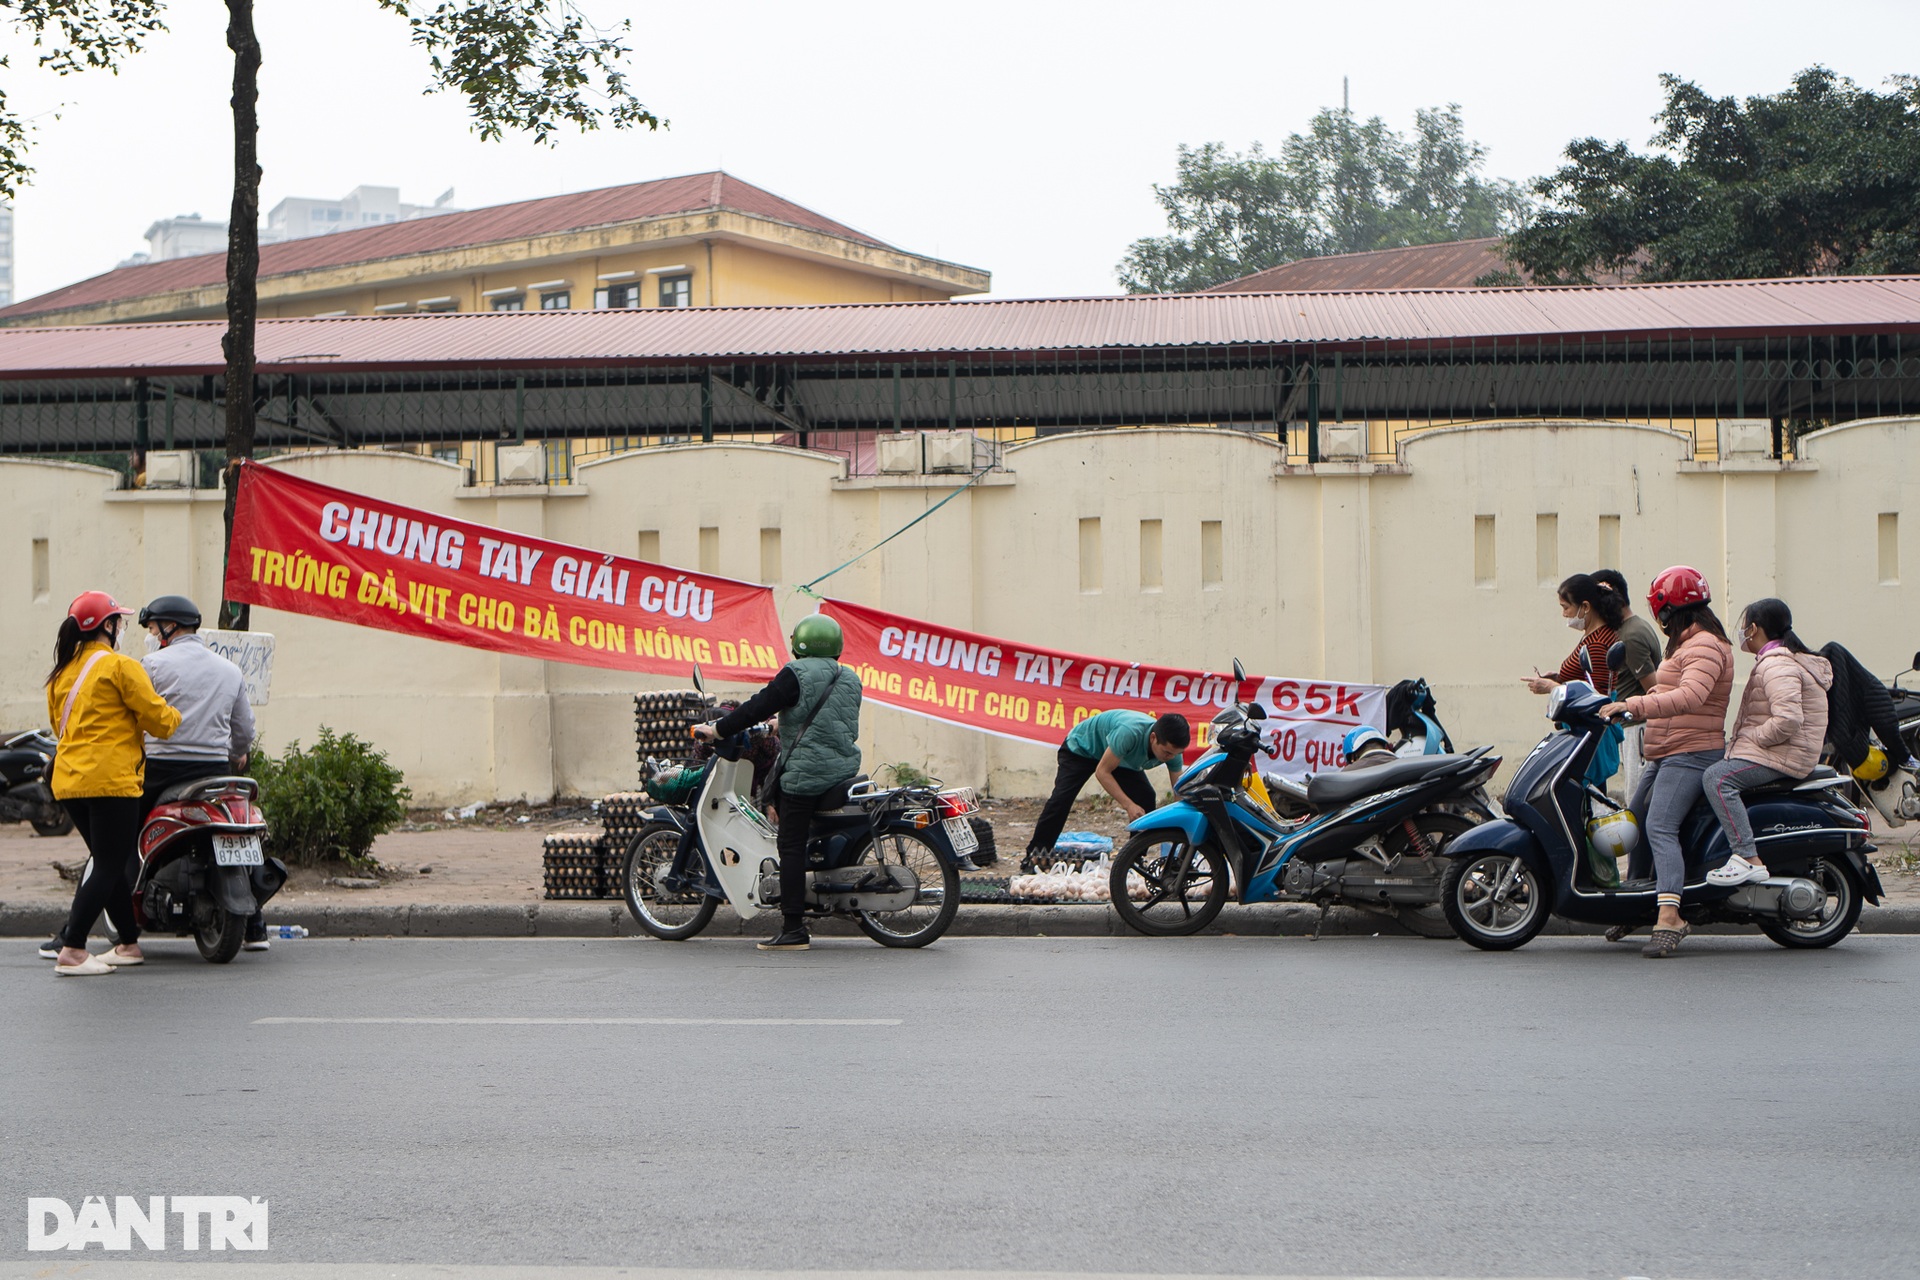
1306, 754, 1473, 808
1743, 765, 1840, 796
814, 775, 872, 819
155, 775, 252, 804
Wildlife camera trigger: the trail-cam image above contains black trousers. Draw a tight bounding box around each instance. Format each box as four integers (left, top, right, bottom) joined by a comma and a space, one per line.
59, 796, 143, 949
1028, 745, 1157, 857
768, 777, 852, 928
139, 758, 232, 823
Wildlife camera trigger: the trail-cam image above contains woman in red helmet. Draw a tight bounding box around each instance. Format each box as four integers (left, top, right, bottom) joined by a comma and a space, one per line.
1598, 566, 1733, 958
43, 591, 182, 976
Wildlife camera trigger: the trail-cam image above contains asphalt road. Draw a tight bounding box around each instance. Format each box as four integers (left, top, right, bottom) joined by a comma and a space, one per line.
4, 933, 1917, 1279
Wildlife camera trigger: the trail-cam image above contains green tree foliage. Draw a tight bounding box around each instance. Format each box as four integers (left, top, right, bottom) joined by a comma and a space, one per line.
1119, 105, 1528, 293
1506, 67, 1920, 284
251, 728, 412, 869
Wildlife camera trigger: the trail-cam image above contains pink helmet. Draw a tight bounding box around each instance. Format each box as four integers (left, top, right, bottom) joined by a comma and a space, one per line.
68, 591, 134, 631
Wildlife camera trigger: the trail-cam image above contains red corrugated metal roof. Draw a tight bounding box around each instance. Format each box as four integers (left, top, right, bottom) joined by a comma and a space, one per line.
1206, 239, 1515, 291
2, 276, 1918, 379
0, 172, 892, 322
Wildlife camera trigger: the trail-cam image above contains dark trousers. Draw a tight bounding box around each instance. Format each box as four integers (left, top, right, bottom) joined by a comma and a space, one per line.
59, 797, 143, 949
769, 777, 852, 928
139, 758, 233, 823
1028, 745, 1157, 857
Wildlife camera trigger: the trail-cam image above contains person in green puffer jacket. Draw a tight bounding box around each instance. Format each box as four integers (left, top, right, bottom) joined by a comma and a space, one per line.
693, 614, 865, 952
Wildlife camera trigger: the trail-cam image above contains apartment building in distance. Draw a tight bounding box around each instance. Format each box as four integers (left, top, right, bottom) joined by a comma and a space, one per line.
1, 171, 987, 327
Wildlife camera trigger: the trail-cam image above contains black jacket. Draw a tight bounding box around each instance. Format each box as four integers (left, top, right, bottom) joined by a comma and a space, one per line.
1819, 641, 1905, 769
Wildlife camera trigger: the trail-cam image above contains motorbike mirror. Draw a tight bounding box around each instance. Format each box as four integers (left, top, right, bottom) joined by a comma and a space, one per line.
1246, 703, 1268, 720
1912, 651, 1920, 673
691, 663, 705, 694
1606, 641, 1627, 674
1232, 658, 1246, 683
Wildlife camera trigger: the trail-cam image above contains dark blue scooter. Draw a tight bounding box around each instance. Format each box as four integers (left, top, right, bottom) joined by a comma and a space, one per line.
1441, 680, 1881, 950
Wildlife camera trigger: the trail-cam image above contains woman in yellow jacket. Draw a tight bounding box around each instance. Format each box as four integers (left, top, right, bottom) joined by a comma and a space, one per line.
46, 592, 181, 976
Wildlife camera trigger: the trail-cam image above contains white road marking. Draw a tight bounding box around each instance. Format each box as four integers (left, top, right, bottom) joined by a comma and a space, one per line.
0, 1266, 1588, 1280
252, 1016, 902, 1026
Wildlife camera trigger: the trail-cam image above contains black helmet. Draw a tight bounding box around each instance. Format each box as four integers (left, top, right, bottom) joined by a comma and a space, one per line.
138, 595, 202, 629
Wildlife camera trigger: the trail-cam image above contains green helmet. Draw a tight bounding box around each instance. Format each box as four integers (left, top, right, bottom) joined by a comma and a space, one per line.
790, 614, 843, 659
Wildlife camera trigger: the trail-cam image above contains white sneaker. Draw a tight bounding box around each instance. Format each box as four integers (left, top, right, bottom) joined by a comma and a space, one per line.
1708, 854, 1769, 886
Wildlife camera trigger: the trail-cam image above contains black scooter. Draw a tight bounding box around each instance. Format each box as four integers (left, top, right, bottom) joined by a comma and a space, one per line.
1441, 680, 1881, 950
0, 730, 73, 836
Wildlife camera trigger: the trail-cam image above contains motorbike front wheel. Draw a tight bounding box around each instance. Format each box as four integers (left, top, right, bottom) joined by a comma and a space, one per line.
1440, 851, 1548, 951
853, 830, 960, 948
1109, 833, 1230, 937
1757, 857, 1863, 949
194, 906, 247, 963
623, 824, 719, 941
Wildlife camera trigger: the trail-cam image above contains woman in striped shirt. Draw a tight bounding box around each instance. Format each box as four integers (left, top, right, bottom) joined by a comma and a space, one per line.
1522, 573, 1623, 697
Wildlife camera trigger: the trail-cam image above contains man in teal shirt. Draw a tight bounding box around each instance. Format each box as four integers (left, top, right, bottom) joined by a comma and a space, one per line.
1024, 709, 1190, 870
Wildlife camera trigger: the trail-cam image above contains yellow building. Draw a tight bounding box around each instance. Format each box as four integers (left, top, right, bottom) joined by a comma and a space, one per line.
0, 170, 987, 326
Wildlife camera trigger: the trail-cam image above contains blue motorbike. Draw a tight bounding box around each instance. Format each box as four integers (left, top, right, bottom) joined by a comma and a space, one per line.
1108, 662, 1503, 937
1440, 680, 1881, 950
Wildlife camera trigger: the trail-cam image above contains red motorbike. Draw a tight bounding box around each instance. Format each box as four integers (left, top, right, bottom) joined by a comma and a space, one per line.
131, 776, 284, 963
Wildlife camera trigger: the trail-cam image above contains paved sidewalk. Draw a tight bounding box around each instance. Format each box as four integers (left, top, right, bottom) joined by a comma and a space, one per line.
5, 809, 1917, 938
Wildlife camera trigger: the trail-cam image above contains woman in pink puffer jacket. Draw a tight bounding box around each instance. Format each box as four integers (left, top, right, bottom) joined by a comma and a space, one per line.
1599, 565, 1734, 957
1703, 599, 1832, 886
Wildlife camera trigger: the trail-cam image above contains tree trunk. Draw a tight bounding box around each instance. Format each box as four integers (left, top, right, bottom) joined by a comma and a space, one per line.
219, 0, 262, 632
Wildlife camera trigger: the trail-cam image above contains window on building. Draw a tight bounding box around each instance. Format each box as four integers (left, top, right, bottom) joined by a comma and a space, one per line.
699, 527, 720, 574
326, 208, 340, 221
1079, 518, 1102, 593
491, 294, 525, 312
539, 291, 570, 310
1200, 521, 1224, 588
659, 274, 692, 307
542, 440, 571, 484
596, 282, 640, 309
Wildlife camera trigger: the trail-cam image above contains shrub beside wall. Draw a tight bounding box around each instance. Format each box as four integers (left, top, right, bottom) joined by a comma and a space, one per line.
252, 728, 412, 869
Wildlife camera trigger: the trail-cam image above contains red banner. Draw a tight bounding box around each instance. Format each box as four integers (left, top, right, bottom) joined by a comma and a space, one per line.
821, 598, 1387, 774
224, 462, 786, 681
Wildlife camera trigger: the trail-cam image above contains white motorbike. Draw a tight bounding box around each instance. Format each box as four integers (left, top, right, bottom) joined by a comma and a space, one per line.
624, 722, 979, 949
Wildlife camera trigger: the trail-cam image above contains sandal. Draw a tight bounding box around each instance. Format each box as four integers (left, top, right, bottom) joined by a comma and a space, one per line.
1641, 927, 1687, 958
1604, 924, 1635, 943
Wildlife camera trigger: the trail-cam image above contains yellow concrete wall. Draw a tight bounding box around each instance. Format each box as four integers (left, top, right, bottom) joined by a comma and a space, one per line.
8, 418, 1916, 804
257, 238, 948, 319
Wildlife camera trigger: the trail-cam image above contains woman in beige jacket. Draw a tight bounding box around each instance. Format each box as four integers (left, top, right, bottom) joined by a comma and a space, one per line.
1704, 599, 1832, 887
1599, 566, 1733, 957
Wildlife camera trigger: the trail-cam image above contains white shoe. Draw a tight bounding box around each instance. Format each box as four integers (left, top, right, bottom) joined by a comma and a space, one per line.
1707, 854, 1769, 886
54, 955, 115, 976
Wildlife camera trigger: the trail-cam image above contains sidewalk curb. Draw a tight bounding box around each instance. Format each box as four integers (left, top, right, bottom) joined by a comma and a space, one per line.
7, 899, 1920, 939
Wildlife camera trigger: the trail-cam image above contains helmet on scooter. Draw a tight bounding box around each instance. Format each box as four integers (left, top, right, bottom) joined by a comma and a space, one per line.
1646, 565, 1710, 616
1587, 809, 1641, 861
1852, 746, 1890, 783
67, 591, 134, 632
138, 595, 202, 629
1342, 727, 1391, 758
789, 613, 843, 659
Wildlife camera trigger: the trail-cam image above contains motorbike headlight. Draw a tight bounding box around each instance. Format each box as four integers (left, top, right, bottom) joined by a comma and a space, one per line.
1546, 683, 1569, 721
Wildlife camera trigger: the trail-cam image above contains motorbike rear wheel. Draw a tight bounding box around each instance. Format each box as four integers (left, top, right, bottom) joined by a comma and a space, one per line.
1383, 811, 1476, 938
195, 907, 247, 964
853, 830, 959, 948
31, 810, 74, 838
1758, 857, 1863, 949
1110, 833, 1230, 937
623, 824, 719, 941
1440, 851, 1548, 951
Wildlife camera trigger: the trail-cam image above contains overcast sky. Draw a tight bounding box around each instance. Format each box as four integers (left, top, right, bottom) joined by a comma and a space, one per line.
4, 0, 1919, 303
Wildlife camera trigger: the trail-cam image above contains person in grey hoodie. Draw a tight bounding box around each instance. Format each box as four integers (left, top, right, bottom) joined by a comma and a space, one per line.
1704, 598, 1832, 886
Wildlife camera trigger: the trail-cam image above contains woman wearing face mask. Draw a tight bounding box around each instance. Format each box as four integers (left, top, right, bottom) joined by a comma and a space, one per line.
43, 592, 181, 976
1702, 599, 1832, 886
1521, 573, 1622, 698
1598, 566, 1734, 958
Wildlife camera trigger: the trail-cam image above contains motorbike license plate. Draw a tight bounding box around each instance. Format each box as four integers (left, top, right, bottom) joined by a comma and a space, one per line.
942, 816, 978, 854
212, 834, 263, 867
